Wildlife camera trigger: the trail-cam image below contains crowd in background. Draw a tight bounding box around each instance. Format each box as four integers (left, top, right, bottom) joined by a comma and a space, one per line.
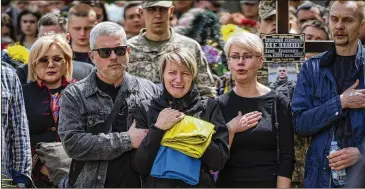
4, 0, 365, 88
1, 0, 365, 188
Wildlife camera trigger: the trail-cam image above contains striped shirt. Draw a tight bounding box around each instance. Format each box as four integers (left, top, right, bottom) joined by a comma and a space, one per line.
1, 65, 32, 184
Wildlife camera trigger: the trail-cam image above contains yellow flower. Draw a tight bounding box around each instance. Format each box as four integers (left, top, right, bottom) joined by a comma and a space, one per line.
221, 24, 248, 42
7, 43, 29, 64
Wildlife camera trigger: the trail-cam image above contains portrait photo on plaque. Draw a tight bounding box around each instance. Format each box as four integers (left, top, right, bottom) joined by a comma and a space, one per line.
268, 63, 298, 99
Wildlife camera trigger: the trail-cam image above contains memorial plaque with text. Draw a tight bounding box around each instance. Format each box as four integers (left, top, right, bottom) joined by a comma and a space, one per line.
262, 34, 305, 62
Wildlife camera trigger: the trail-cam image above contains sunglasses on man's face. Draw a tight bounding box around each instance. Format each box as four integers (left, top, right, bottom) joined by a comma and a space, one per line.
92, 46, 128, 58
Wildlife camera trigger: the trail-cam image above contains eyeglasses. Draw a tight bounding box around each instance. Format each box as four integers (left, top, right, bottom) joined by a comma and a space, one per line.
228, 52, 261, 62
37, 56, 65, 67
92, 46, 128, 58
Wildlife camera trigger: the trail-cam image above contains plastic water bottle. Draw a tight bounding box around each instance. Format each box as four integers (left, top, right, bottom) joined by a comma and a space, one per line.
330, 141, 347, 186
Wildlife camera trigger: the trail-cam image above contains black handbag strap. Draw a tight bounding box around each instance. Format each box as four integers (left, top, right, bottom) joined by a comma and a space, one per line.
68, 76, 131, 187
98, 81, 129, 134
273, 92, 280, 165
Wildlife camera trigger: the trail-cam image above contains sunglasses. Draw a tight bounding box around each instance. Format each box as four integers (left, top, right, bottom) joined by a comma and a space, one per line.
92, 46, 128, 58
37, 56, 65, 67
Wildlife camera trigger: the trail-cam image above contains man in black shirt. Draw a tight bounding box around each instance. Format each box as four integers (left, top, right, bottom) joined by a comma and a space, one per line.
67, 3, 97, 65
58, 21, 161, 188
292, 1, 365, 187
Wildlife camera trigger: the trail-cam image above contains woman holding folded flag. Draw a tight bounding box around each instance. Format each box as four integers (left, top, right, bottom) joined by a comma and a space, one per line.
132, 45, 229, 187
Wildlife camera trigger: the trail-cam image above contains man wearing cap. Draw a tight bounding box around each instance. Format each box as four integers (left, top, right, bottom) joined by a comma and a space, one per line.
240, 0, 259, 21
127, 1, 216, 97
257, 0, 276, 35
255, 0, 277, 86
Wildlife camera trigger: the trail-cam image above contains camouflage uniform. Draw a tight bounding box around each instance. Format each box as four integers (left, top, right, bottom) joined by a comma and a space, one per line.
292, 136, 310, 188
269, 77, 296, 100
258, 62, 269, 86
258, 1, 307, 187
127, 28, 216, 97
257, 1, 277, 86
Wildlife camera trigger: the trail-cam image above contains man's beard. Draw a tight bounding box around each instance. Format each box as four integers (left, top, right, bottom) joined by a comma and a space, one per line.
97, 61, 126, 82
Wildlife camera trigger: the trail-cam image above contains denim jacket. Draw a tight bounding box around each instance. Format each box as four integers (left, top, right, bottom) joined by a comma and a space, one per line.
291, 41, 365, 188
58, 69, 161, 188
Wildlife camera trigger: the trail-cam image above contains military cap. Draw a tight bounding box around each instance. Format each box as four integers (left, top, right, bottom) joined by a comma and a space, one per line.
142, 1, 172, 8
259, 0, 276, 20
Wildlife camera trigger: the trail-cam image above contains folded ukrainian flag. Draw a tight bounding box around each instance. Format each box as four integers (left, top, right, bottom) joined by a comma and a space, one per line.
150, 146, 201, 185
161, 116, 215, 158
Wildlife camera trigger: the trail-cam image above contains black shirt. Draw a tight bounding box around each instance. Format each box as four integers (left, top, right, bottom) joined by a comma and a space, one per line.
95, 76, 140, 187
73, 51, 93, 65
216, 90, 294, 187
331, 55, 356, 148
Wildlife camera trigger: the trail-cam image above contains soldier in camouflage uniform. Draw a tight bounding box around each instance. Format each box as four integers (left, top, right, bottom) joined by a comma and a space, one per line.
258, 1, 307, 187
127, 1, 216, 97
269, 65, 296, 100
257, 0, 277, 86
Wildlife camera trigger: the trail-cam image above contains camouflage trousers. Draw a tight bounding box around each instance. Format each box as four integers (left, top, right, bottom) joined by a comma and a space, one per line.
292, 135, 310, 188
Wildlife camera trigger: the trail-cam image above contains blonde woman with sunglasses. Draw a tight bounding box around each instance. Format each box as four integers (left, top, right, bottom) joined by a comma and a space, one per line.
22, 33, 75, 187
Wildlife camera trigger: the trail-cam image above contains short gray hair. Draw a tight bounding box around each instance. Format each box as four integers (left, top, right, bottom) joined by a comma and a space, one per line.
224, 32, 263, 57
89, 21, 127, 50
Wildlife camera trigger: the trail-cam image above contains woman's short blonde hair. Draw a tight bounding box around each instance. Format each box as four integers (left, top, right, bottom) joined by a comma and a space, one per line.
28, 33, 73, 82
158, 45, 198, 82
224, 32, 264, 57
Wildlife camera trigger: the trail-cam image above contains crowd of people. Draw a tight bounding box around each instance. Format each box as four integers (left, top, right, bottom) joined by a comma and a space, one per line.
1, 0, 365, 188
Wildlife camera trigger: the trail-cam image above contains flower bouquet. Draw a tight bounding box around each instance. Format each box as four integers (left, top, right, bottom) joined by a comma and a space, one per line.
2, 43, 29, 69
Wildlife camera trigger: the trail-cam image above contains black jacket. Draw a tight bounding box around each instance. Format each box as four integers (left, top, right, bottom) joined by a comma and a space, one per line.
132, 86, 229, 188
16, 60, 94, 85
22, 79, 70, 148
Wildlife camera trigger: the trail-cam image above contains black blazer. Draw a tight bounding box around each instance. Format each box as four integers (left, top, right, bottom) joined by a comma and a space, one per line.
22, 81, 70, 148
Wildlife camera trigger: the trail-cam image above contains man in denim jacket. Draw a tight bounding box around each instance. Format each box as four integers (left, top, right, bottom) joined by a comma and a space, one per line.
58, 22, 161, 188
292, 1, 365, 188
